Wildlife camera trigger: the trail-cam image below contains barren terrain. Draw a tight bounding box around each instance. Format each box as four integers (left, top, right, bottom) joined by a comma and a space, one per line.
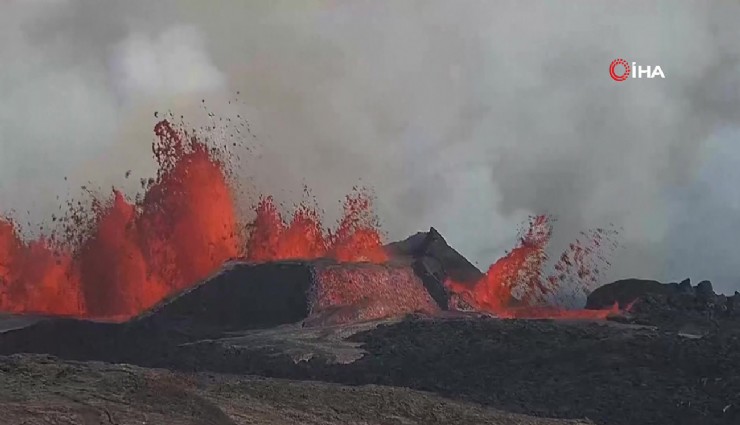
0, 354, 591, 425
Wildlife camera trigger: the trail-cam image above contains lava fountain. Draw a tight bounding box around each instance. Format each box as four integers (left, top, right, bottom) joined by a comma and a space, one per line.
0, 118, 619, 321
0, 120, 387, 319
446, 215, 621, 319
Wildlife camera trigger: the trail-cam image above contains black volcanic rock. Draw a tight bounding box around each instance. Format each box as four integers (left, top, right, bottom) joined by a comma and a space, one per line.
137, 261, 316, 332
588, 277, 740, 331
677, 278, 694, 294
0, 227, 485, 362
0, 262, 321, 364
4, 240, 740, 425
586, 278, 671, 309
696, 280, 715, 300
0, 258, 440, 363
385, 227, 484, 310
729, 291, 740, 313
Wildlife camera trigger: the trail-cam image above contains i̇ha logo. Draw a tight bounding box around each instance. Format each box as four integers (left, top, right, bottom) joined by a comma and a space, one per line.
609, 58, 665, 82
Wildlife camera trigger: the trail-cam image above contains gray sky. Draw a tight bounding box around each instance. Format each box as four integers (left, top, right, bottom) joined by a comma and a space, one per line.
1, 0, 740, 293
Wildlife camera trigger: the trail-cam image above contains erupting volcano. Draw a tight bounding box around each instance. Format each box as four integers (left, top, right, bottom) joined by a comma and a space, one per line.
0, 118, 621, 321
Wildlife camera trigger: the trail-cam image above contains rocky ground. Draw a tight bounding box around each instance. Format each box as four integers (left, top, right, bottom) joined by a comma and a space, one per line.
2, 233, 740, 425
0, 353, 591, 425
2, 314, 739, 425
587, 278, 740, 332
179, 316, 740, 425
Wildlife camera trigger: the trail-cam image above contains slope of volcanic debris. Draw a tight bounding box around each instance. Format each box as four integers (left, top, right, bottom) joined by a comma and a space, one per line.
135, 259, 439, 331
385, 226, 484, 310
0, 259, 441, 364
0, 263, 317, 367
307, 262, 440, 326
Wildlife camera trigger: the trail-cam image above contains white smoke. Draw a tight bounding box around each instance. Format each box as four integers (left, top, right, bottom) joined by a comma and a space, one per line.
111, 25, 225, 103
1, 0, 739, 294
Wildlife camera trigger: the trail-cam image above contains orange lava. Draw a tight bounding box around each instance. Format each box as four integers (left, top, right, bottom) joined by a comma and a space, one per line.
446, 215, 621, 319
0, 220, 82, 316
493, 303, 620, 320
327, 192, 388, 263
0, 118, 616, 321
245, 193, 387, 263
0, 120, 387, 319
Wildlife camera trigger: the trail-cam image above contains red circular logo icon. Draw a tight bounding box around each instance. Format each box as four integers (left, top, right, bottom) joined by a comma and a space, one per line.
609, 58, 630, 82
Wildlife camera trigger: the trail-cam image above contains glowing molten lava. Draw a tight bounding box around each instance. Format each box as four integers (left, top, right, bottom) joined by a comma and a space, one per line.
0, 220, 82, 316
446, 215, 620, 319
245, 193, 387, 263
0, 120, 387, 319
0, 118, 619, 322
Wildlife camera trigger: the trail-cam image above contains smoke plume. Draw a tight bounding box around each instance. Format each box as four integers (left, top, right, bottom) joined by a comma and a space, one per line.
1, 0, 740, 293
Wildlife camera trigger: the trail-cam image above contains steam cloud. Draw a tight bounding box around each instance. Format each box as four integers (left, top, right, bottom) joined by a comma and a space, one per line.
1, 1, 740, 293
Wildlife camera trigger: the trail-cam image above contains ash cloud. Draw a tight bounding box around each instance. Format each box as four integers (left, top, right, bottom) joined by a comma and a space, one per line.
1, 1, 740, 293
